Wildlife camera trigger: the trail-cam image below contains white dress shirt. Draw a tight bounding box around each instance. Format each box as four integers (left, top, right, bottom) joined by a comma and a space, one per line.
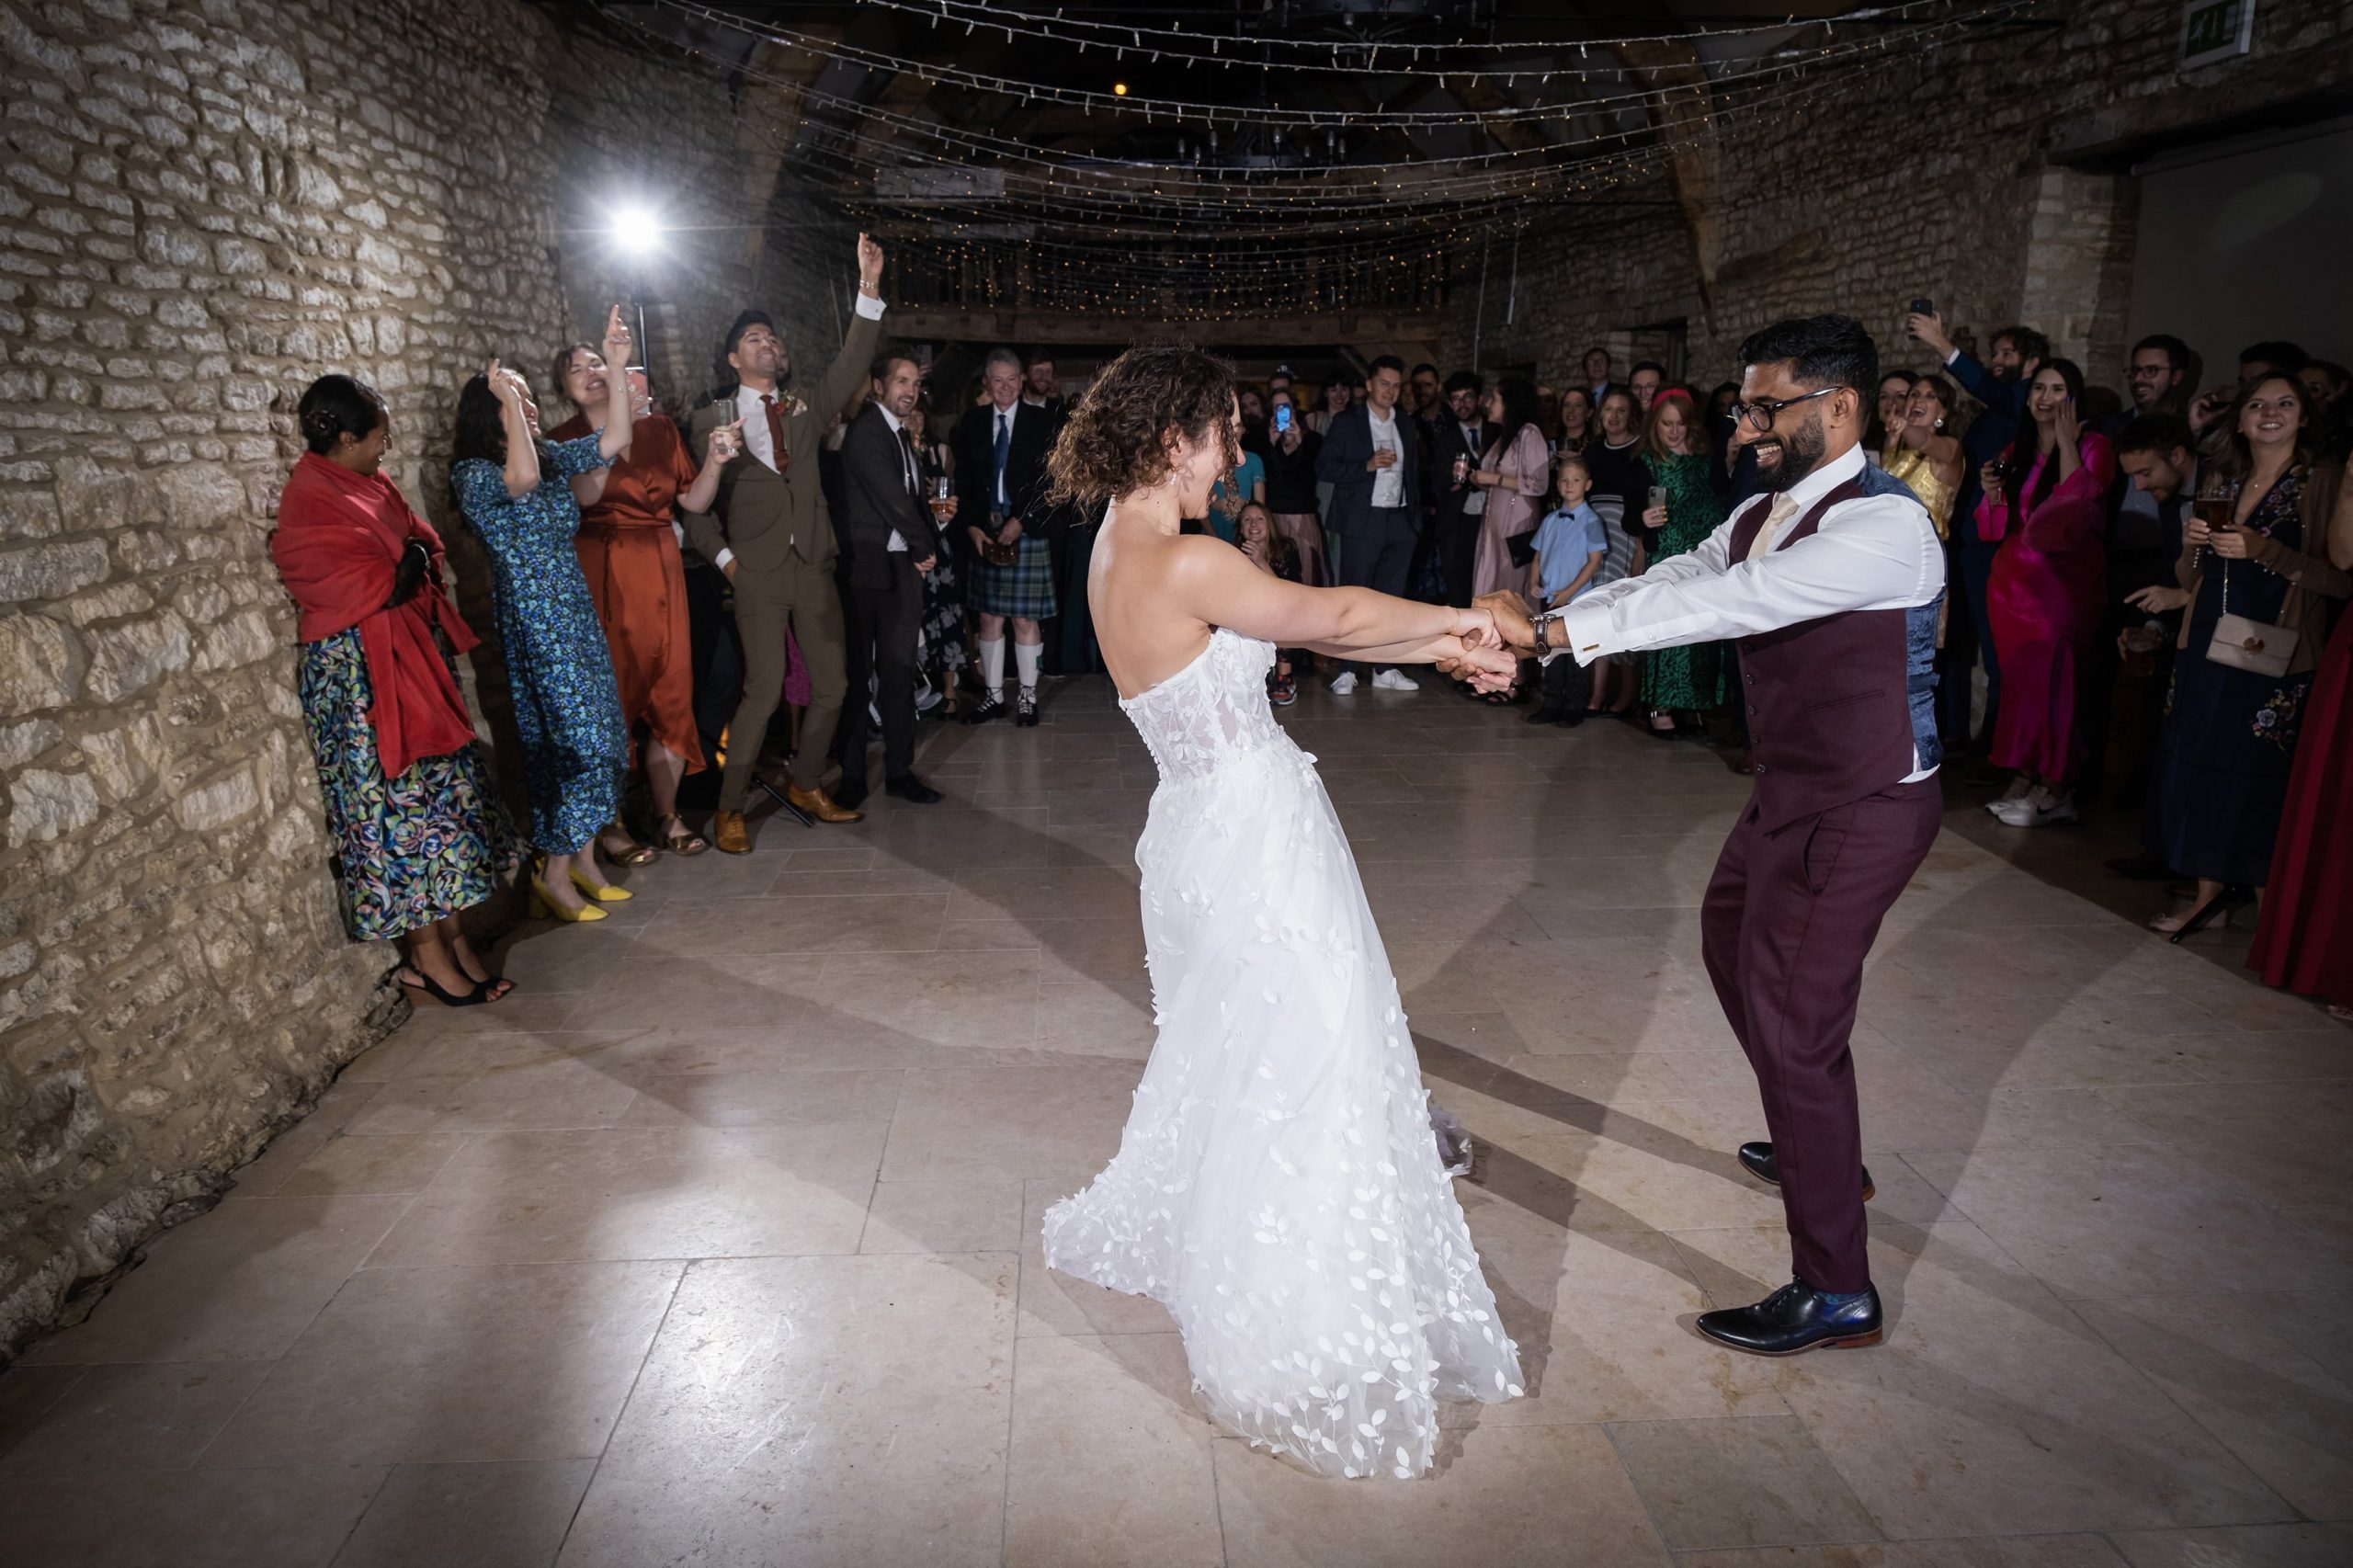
1550, 443, 1945, 780
1368, 408, 1405, 509
709, 292, 887, 571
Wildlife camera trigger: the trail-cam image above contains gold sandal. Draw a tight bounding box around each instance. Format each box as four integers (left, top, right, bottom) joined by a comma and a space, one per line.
657, 816, 709, 857
595, 833, 657, 868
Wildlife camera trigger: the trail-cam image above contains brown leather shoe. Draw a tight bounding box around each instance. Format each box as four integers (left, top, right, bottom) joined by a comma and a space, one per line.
712, 809, 752, 855
787, 784, 864, 824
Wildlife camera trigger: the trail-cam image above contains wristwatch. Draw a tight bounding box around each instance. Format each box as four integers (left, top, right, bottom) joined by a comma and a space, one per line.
1532, 611, 1557, 665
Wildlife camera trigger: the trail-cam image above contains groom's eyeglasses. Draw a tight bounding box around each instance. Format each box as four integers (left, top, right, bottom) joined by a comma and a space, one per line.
1730, 386, 1836, 431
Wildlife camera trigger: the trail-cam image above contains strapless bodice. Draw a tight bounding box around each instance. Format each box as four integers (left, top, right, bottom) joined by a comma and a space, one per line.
1119, 628, 1289, 783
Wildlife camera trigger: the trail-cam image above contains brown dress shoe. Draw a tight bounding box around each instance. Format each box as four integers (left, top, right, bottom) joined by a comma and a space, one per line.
712, 809, 752, 855
787, 784, 864, 824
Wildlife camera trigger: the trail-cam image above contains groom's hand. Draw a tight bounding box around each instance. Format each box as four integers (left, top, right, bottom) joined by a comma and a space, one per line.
1474, 591, 1539, 654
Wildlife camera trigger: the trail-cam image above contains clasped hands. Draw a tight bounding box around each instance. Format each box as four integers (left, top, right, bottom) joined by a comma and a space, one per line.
1436, 591, 1544, 694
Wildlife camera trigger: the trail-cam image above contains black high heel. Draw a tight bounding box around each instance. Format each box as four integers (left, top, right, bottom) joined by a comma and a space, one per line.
2160, 885, 2254, 944
389, 962, 492, 1007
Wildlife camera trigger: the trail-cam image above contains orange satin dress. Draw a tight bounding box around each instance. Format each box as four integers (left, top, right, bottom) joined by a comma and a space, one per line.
547, 412, 704, 771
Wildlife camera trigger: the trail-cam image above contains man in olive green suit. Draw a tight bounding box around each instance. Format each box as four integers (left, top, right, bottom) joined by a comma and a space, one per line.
681, 233, 888, 850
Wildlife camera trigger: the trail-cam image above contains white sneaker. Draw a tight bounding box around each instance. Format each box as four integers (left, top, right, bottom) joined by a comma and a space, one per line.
1330, 671, 1358, 695
1371, 668, 1418, 692
1984, 775, 2033, 815
2020, 787, 2078, 827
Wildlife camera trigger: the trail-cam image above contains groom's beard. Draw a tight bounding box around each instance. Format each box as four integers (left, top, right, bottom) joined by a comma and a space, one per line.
1751, 409, 1829, 493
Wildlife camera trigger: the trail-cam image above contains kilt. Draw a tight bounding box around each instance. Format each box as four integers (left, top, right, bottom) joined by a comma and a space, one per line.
971, 533, 1059, 619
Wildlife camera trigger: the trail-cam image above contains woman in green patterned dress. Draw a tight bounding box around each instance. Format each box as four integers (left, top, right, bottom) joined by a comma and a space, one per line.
1637, 389, 1730, 734
272, 375, 517, 1006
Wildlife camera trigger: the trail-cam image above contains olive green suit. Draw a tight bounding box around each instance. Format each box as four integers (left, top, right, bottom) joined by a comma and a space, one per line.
680, 305, 882, 807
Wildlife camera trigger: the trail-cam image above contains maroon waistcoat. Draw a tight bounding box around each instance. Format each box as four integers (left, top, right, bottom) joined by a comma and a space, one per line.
1728, 475, 1918, 833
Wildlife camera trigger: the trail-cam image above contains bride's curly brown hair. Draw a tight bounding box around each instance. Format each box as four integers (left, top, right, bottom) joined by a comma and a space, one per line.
1045, 346, 1239, 507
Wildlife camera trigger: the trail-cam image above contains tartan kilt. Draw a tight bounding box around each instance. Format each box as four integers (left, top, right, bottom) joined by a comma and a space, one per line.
970, 533, 1058, 619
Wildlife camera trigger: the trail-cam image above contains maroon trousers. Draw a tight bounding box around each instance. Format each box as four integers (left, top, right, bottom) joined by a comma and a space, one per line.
1700, 780, 1941, 1292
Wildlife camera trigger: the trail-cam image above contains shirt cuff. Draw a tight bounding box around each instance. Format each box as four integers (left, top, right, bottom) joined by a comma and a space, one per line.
714, 548, 735, 571
1554, 598, 1612, 666
854, 292, 886, 321
1944, 347, 1961, 367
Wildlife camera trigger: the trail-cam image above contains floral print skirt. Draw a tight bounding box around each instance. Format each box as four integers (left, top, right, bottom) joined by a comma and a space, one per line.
299, 627, 517, 942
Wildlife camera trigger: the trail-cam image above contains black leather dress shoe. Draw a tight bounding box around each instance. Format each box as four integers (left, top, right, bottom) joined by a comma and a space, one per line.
885, 775, 943, 805
961, 693, 1005, 726
1738, 1141, 1875, 1201
829, 782, 869, 812
1697, 1278, 1883, 1356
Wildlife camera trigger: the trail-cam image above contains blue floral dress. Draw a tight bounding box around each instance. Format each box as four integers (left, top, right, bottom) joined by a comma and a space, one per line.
299, 629, 516, 941
453, 435, 628, 856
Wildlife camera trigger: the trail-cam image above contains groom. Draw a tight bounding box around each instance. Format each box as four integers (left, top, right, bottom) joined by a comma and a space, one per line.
1472, 315, 1945, 1355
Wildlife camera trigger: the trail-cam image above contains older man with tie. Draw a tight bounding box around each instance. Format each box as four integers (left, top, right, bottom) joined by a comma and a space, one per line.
953, 348, 1055, 726
681, 233, 887, 850
1473, 315, 1947, 1357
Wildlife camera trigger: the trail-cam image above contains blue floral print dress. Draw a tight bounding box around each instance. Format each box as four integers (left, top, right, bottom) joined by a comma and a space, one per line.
453, 434, 629, 856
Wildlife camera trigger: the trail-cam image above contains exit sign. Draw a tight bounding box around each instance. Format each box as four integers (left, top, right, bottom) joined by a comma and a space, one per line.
2181, 0, 2255, 69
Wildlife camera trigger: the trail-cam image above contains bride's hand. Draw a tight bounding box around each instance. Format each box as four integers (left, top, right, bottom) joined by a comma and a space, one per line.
1449, 639, 1518, 693
1450, 603, 1502, 650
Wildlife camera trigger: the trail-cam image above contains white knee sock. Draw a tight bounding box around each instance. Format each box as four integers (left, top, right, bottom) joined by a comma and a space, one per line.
1014, 639, 1041, 695
979, 636, 1006, 696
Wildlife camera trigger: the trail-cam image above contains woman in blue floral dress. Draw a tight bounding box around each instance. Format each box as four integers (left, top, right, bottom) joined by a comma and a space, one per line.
272, 374, 517, 1006
449, 308, 638, 922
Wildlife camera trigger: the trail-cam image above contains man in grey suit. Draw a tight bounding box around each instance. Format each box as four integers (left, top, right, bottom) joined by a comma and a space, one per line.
831, 350, 946, 809
680, 233, 886, 850
1313, 354, 1424, 693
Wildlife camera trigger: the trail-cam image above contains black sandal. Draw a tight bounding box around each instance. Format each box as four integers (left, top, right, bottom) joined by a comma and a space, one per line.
392, 963, 492, 1007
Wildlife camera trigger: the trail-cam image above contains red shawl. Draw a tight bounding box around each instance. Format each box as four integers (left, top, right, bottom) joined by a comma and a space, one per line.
271, 450, 482, 778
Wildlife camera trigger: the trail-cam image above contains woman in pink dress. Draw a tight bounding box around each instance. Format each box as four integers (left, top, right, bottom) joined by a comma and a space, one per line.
1467, 374, 1552, 601
1979, 358, 2113, 827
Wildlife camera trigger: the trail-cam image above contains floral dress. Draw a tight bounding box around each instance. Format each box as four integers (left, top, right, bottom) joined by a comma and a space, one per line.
299, 630, 516, 941
453, 434, 629, 856
2146, 467, 2318, 886
1640, 449, 1731, 710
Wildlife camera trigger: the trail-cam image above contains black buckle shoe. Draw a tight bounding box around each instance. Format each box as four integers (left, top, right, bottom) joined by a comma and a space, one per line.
1016, 687, 1040, 727
1697, 1278, 1883, 1356
961, 693, 1005, 726
1738, 1141, 1875, 1201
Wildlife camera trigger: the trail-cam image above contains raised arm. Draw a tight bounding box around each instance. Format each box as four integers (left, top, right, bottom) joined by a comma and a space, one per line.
809, 233, 888, 428
676, 419, 741, 516
485, 361, 540, 500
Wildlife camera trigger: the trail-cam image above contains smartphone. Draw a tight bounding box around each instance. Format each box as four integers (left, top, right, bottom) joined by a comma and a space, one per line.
1647, 484, 1667, 511
1274, 404, 1292, 434
626, 366, 652, 415
1908, 297, 1934, 315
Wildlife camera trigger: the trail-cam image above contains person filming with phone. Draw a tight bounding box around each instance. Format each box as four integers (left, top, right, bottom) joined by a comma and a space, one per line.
1260, 387, 1328, 589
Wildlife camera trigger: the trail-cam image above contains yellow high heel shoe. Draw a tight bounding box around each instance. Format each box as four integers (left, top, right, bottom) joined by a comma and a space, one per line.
568, 865, 632, 903
529, 869, 609, 923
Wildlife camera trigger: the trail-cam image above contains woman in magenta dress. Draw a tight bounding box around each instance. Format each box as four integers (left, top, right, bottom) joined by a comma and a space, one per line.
2248, 473, 2353, 1020
1978, 358, 2113, 828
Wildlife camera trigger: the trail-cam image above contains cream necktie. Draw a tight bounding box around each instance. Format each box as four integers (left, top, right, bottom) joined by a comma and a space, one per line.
1743, 492, 1802, 562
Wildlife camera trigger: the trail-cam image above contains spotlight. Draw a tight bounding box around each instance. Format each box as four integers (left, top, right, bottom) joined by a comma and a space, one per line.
610, 205, 663, 256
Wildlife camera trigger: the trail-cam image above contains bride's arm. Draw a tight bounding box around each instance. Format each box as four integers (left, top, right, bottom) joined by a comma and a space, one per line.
1167, 534, 1490, 654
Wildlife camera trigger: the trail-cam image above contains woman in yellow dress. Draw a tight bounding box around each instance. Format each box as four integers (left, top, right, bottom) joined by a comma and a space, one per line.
1883, 373, 1965, 538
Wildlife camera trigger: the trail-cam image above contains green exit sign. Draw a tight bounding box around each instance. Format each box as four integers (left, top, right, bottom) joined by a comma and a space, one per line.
2181, 0, 2256, 69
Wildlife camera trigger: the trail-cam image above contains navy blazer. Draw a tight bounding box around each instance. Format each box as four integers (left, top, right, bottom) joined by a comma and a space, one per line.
1946, 349, 2029, 539
1314, 403, 1423, 538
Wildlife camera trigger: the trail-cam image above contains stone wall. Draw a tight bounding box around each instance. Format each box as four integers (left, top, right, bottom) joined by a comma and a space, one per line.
0, 0, 848, 1359
1450, 0, 2353, 393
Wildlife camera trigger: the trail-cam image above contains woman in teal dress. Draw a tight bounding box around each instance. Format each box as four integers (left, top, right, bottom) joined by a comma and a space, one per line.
449, 310, 638, 923
1638, 389, 1730, 733
272, 374, 517, 1006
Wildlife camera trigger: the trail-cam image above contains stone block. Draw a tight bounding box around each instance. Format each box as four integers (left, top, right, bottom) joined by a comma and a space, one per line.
0, 716, 63, 767
0, 610, 82, 713
6, 767, 100, 846
0, 537, 110, 602
172, 766, 258, 831
83, 611, 190, 702
0, 491, 63, 540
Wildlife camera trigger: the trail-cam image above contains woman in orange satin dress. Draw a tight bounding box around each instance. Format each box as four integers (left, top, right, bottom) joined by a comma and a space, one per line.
551, 345, 740, 858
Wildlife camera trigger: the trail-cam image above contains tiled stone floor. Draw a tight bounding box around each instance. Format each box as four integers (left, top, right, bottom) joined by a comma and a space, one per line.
6, 673, 2349, 1567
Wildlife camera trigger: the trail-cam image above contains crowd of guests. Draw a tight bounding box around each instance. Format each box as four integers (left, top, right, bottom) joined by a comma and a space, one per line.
262, 238, 2352, 1024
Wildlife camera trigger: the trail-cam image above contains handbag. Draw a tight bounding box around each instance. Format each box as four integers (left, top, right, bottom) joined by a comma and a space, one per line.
2205, 558, 2296, 678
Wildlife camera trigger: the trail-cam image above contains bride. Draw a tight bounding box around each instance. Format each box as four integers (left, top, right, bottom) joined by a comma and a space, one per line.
1040, 348, 1527, 1479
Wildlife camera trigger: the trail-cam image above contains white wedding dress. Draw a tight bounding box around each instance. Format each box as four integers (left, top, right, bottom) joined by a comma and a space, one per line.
1043, 628, 1524, 1480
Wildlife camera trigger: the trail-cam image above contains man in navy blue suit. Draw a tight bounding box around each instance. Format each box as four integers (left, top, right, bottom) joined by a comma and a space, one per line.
1314, 355, 1425, 694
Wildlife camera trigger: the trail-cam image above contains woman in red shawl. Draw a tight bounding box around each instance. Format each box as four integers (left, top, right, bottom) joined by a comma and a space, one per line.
549, 345, 742, 858
271, 375, 516, 1006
